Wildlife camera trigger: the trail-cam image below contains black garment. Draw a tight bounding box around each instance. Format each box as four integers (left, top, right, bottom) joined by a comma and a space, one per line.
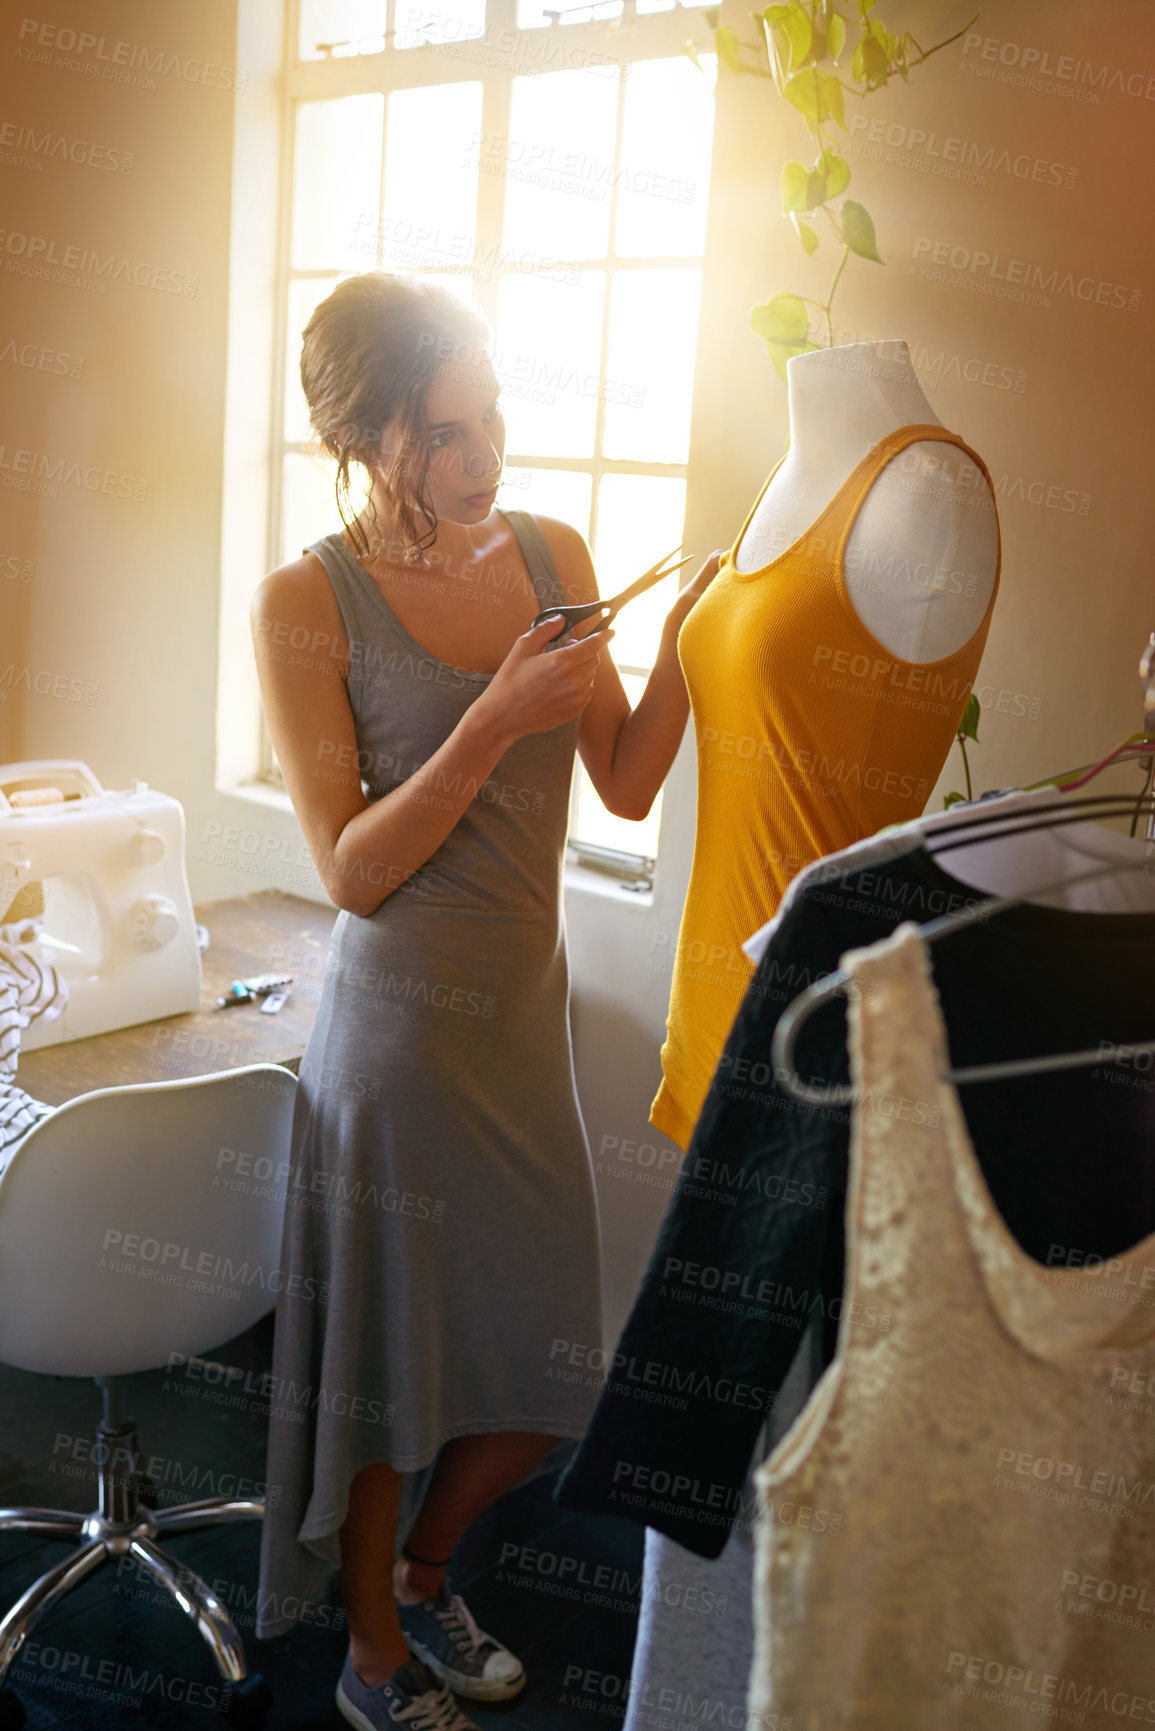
555, 842, 1155, 1556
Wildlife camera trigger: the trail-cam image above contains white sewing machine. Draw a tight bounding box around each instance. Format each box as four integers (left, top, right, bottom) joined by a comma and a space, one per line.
0, 760, 202, 1049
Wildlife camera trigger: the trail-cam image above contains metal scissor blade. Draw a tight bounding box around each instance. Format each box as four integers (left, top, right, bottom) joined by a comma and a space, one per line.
529, 547, 698, 647
604, 549, 696, 614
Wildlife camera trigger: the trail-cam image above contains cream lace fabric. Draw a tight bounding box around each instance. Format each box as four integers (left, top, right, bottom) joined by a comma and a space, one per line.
750, 921, 1155, 1730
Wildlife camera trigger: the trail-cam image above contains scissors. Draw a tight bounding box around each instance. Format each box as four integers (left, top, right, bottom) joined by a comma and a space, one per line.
531, 546, 697, 648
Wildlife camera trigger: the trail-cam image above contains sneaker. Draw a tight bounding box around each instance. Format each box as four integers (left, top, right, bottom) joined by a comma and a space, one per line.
336, 1652, 482, 1731
397, 1581, 526, 1701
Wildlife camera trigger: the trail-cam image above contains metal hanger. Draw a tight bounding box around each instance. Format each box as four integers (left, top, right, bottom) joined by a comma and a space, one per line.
924, 791, 1155, 855
1029, 734, 1155, 793
1023, 632, 1155, 838
769, 803, 1155, 1107
769, 636, 1155, 1104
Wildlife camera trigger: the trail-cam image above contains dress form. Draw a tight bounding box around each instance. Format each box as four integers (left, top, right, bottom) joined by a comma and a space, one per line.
734, 340, 998, 664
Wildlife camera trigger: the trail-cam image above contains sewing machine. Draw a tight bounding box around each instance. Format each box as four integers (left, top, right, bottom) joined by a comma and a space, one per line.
0, 760, 202, 1050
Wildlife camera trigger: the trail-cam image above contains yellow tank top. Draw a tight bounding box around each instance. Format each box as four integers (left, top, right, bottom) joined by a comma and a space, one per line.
650, 424, 1001, 1149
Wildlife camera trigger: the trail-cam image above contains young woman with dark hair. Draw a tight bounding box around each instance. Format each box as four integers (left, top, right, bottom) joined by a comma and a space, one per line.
250, 271, 720, 1731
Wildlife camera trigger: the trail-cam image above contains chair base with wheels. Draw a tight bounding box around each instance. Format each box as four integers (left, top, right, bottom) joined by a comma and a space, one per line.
0, 1376, 273, 1729
0, 1063, 299, 1729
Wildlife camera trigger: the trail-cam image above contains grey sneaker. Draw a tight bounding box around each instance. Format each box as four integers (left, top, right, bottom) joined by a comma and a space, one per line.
397, 1581, 526, 1701
336, 1652, 482, 1731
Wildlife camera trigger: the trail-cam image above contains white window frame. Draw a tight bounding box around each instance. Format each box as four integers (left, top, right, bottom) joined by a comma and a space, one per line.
261, 0, 715, 864
217, 0, 745, 919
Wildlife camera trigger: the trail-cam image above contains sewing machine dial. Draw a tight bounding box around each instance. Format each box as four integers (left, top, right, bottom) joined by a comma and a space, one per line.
130, 893, 181, 951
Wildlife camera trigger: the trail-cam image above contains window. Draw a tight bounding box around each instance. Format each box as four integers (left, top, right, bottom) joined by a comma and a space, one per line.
267, 0, 717, 873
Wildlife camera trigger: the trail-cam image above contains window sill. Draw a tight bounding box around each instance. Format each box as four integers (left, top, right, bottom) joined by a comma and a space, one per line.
563, 861, 654, 908
222, 779, 295, 814
222, 784, 655, 906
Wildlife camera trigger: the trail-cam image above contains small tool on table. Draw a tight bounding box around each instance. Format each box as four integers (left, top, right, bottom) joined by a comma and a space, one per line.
531, 546, 696, 648
214, 973, 295, 1013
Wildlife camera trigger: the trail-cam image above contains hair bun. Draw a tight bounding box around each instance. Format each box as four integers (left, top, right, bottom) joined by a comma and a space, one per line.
299, 272, 492, 562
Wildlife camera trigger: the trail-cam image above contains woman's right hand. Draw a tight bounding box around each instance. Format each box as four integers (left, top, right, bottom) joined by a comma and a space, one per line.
477, 613, 615, 744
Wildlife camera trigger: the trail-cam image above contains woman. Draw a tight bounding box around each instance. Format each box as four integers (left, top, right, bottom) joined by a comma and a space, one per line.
251, 271, 720, 1731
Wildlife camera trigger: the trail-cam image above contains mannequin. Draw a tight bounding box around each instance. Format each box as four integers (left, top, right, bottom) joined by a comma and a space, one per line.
650, 329, 1003, 1150
620, 341, 1005, 1731
735, 339, 998, 664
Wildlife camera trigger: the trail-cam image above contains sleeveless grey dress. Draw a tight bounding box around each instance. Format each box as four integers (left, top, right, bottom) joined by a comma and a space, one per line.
256, 514, 603, 1638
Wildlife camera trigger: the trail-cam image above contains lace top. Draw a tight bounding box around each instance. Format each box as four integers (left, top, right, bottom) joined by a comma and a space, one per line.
750, 920, 1155, 1729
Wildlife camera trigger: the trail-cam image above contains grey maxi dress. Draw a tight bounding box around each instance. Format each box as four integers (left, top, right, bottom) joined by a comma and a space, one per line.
256, 513, 604, 1637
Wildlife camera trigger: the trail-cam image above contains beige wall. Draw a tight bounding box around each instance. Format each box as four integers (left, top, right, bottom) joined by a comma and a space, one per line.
0, 1, 241, 796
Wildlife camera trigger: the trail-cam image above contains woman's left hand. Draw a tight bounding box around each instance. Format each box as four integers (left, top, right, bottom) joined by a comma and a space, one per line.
679, 548, 725, 606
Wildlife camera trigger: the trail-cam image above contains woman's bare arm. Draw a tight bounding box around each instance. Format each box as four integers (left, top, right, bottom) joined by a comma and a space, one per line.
251, 554, 610, 916
538, 520, 722, 822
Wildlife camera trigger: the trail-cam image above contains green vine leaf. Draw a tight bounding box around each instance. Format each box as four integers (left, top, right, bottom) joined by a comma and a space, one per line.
957, 692, 982, 742
780, 160, 811, 212
683, 39, 704, 68
750, 293, 820, 378
715, 26, 749, 73
750, 292, 811, 344
841, 199, 883, 262
715, 27, 746, 73
699, 4, 720, 25
782, 68, 824, 130
737, 0, 981, 380
852, 30, 889, 86
823, 72, 847, 128
780, 1, 812, 71
764, 23, 787, 84
761, 6, 793, 86
818, 146, 850, 198
781, 159, 830, 212
943, 790, 967, 808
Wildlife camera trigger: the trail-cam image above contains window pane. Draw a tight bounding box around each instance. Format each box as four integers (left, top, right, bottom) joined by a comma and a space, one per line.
299, 0, 386, 59
395, 0, 485, 51
570, 675, 661, 854
602, 269, 700, 463
593, 474, 686, 669
500, 70, 619, 261
381, 84, 483, 270
280, 453, 347, 567
292, 96, 384, 270
406, 271, 487, 307
518, 0, 621, 26
496, 271, 605, 456
499, 467, 592, 535
284, 276, 349, 444
616, 57, 716, 257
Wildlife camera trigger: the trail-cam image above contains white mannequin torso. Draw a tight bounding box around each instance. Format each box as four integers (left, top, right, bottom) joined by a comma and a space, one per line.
733, 340, 999, 664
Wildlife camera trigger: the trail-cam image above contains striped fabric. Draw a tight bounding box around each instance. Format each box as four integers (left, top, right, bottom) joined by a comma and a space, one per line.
0, 941, 66, 1161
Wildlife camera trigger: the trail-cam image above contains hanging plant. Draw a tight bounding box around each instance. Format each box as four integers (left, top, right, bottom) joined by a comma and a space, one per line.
943, 692, 982, 808
685, 0, 978, 378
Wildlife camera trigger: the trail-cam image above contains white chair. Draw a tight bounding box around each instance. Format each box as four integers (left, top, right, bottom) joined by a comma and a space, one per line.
0, 1065, 298, 1731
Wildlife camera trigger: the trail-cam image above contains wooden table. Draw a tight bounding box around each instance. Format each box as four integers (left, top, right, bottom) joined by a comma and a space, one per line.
17, 890, 339, 1105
